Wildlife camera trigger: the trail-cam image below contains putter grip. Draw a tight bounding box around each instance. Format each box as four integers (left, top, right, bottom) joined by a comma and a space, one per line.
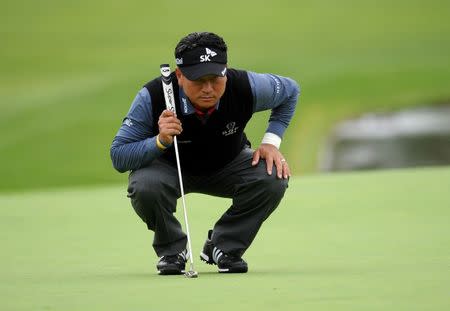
160, 64, 176, 112
160, 64, 171, 84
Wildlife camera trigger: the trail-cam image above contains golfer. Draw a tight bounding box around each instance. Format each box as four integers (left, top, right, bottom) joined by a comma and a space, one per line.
110, 32, 300, 274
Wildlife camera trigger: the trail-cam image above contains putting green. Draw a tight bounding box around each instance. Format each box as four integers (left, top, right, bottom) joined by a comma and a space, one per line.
1, 167, 449, 310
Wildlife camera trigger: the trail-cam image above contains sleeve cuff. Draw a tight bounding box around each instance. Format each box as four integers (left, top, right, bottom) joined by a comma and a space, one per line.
261, 132, 282, 149
149, 136, 167, 155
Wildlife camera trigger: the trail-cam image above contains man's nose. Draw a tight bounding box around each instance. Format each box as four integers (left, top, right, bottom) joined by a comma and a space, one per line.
201, 81, 213, 92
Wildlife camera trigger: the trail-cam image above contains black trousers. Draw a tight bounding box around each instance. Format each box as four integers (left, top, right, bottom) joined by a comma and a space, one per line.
127, 147, 288, 257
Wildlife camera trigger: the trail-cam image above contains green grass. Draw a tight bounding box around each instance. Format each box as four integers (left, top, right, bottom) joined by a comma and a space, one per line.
1, 0, 450, 191
1, 167, 449, 310
1, 2, 449, 307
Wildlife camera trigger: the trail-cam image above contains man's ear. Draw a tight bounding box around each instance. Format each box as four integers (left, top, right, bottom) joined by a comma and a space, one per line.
175, 68, 183, 87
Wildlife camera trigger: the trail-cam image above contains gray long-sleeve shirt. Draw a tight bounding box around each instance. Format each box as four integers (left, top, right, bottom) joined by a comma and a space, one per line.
110, 71, 300, 173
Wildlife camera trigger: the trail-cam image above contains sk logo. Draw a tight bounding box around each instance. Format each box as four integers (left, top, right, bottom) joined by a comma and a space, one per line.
200, 48, 217, 62
124, 119, 133, 127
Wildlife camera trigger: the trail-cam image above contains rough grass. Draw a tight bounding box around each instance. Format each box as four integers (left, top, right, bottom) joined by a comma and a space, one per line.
1, 167, 449, 310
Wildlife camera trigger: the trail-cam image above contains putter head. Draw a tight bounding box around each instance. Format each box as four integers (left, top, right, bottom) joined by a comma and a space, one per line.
185, 270, 198, 278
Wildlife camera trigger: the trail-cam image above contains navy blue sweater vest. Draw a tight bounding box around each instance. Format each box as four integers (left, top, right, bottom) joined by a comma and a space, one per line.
144, 69, 254, 174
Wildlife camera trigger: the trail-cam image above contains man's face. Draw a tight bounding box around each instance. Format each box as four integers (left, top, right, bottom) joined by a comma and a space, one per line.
176, 68, 227, 111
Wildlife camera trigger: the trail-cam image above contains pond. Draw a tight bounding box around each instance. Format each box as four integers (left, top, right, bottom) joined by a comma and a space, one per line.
320, 105, 450, 171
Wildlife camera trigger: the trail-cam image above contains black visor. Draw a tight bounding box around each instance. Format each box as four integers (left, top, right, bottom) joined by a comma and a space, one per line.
176, 46, 227, 80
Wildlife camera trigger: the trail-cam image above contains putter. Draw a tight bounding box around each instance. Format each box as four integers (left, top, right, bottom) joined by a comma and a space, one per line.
160, 64, 198, 278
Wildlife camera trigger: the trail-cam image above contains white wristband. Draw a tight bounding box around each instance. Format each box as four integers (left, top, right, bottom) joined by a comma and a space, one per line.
261, 132, 281, 149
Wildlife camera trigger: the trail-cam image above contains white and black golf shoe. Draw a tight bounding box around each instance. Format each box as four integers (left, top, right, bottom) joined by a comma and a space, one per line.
200, 230, 248, 273
157, 250, 188, 275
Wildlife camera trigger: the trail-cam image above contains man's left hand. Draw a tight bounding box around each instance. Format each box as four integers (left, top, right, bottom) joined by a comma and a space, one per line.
252, 144, 291, 179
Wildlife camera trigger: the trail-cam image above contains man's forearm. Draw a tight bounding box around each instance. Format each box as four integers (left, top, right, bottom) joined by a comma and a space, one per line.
248, 71, 300, 146
110, 136, 163, 173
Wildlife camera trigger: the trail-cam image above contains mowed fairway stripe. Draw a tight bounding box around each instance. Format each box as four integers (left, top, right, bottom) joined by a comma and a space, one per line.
1, 167, 449, 310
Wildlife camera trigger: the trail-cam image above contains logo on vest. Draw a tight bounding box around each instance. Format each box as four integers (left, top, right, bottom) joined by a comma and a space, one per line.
200, 48, 217, 62
222, 122, 239, 136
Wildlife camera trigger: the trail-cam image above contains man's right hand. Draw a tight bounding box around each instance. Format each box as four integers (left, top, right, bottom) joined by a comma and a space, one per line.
158, 109, 183, 146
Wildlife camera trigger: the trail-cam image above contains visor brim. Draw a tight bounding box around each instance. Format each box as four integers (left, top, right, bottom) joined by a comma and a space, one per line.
179, 63, 227, 81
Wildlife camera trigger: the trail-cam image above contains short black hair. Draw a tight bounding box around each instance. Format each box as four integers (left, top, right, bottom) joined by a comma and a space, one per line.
174, 32, 227, 58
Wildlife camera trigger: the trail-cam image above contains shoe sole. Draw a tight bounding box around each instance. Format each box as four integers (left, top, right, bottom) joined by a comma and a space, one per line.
200, 252, 248, 273
218, 266, 248, 273
158, 269, 185, 275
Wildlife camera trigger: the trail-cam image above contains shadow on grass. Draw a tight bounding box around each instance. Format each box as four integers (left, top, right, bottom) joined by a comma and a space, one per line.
87, 269, 268, 281
84, 264, 360, 281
